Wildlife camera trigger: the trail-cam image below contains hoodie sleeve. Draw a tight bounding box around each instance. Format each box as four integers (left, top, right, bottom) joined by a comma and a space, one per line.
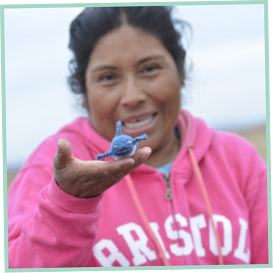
216, 132, 268, 264
234, 137, 269, 264
247, 160, 268, 264
8, 137, 103, 268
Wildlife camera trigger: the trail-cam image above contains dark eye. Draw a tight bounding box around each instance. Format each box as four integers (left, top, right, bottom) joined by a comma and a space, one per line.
99, 73, 118, 83
142, 64, 160, 75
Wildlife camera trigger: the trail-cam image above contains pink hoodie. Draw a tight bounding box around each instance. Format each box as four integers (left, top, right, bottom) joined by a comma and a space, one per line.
7, 110, 268, 268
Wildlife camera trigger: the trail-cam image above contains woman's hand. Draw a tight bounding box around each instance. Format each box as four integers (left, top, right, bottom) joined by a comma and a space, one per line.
53, 138, 152, 198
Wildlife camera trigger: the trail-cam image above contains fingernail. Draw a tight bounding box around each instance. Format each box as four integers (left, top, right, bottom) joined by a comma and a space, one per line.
140, 147, 152, 161
57, 139, 63, 151
57, 145, 63, 155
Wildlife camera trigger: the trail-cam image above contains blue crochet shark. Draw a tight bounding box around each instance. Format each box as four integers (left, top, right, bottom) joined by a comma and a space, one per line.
96, 121, 147, 160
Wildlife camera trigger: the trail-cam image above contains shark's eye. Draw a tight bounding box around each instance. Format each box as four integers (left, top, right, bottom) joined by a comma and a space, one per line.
114, 145, 118, 149
127, 140, 132, 144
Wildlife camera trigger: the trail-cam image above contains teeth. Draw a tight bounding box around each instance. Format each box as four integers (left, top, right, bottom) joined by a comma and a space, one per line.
123, 115, 154, 129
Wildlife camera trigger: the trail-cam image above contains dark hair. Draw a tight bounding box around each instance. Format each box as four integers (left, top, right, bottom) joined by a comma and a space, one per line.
68, 6, 187, 95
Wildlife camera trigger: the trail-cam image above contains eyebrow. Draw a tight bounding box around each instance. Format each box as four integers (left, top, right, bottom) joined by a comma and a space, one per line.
90, 54, 166, 74
136, 54, 166, 65
90, 65, 117, 74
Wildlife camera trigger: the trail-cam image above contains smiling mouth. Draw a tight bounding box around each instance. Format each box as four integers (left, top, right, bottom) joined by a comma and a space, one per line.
122, 113, 157, 129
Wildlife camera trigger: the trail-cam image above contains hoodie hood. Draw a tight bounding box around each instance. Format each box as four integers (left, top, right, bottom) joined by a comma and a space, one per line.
171, 110, 214, 173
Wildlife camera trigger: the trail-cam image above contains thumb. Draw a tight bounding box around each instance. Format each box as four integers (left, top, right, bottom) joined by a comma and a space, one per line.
54, 138, 73, 169
131, 146, 152, 167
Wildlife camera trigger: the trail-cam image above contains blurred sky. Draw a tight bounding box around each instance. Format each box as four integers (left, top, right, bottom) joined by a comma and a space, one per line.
4, 3, 266, 168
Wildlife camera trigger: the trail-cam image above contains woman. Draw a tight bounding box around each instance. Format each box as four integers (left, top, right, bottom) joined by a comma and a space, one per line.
8, 6, 268, 268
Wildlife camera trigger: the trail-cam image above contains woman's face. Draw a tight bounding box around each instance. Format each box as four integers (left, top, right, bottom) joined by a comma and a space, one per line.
85, 24, 182, 157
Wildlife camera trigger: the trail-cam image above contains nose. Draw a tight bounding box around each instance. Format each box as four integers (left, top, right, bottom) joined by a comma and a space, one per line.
120, 76, 147, 108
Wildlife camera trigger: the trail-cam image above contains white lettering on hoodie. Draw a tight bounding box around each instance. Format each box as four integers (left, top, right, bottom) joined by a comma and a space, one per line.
117, 222, 157, 265
150, 222, 170, 259
234, 218, 250, 263
164, 214, 194, 256
190, 214, 207, 257
209, 214, 232, 256
93, 239, 130, 266
93, 214, 249, 266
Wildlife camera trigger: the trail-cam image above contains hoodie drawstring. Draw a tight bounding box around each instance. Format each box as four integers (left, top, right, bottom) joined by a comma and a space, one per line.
125, 144, 224, 266
187, 144, 224, 265
125, 175, 169, 266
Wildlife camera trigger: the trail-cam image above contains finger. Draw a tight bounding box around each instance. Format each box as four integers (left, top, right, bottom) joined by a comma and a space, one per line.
54, 138, 73, 169
107, 147, 152, 179
102, 147, 152, 185
132, 147, 152, 167
102, 147, 151, 176
101, 157, 136, 174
